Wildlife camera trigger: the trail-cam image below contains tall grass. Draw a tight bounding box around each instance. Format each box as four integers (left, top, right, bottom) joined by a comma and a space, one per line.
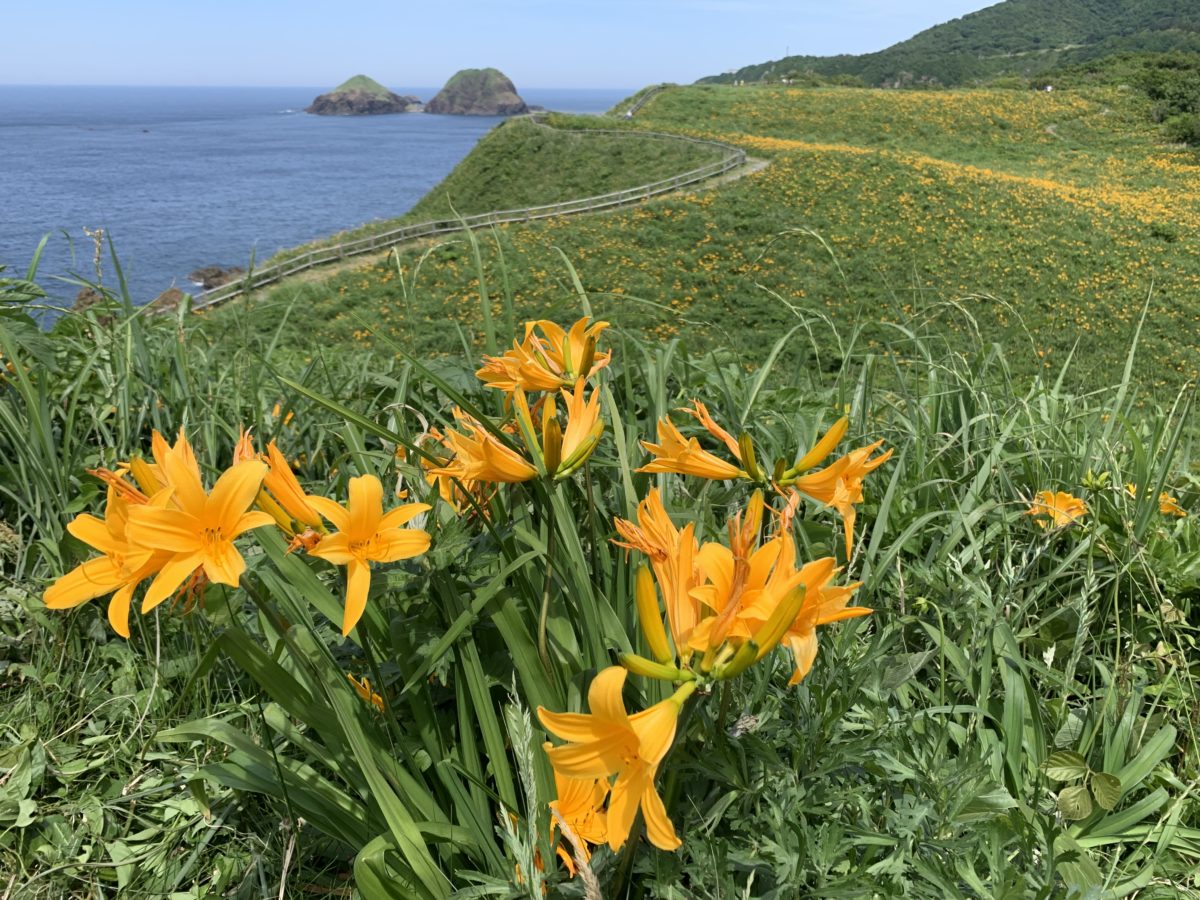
2, 235, 1198, 897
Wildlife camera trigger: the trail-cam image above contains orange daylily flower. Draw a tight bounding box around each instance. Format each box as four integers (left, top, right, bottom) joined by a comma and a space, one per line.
420, 425, 494, 513
548, 771, 609, 876
687, 494, 805, 653
307, 474, 431, 635
347, 673, 385, 712
126, 436, 275, 612
477, 317, 611, 392
1159, 493, 1187, 517
431, 412, 538, 485
539, 666, 694, 852
1128, 483, 1188, 518
263, 440, 324, 530
769, 559, 870, 685
638, 415, 747, 481
790, 440, 893, 558
1026, 490, 1088, 528
613, 488, 701, 653
44, 487, 170, 638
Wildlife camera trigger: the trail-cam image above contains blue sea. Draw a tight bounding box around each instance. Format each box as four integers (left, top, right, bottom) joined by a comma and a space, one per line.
0, 85, 629, 309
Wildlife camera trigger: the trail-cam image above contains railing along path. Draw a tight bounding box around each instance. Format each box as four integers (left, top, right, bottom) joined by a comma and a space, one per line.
191, 87, 745, 311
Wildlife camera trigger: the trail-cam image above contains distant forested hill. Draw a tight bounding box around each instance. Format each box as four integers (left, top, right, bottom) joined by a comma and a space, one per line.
700, 0, 1200, 87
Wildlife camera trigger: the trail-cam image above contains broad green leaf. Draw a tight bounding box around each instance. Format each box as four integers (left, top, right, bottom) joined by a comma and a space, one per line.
1090, 772, 1121, 811
1058, 784, 1094, 820
1044, 750, 1089, 782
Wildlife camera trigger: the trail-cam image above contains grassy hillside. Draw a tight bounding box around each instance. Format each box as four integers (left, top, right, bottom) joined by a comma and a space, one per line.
208, 84, 1200, 396
329, 74, 395, 96
8, 79, 1200, 897
263, 114, 727, 265
700, 0, 1200, 87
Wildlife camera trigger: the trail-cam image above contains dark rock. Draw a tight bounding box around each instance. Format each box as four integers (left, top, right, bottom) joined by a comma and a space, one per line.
149, 286, 187, 313
72, 287, 107, 312
188, 265, 245, 290
425, 68, 529, 116
306, 74, 420, 116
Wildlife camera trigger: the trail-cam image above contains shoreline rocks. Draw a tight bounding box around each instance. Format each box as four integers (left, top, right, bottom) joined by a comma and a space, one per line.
188, 265, 245, 290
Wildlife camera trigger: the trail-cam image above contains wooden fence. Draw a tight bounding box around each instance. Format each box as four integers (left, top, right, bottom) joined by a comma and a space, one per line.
192, 91, 744, 312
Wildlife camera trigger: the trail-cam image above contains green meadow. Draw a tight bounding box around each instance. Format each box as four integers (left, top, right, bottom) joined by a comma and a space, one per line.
212, 85, 1200, 396
2, 79, 1199, 898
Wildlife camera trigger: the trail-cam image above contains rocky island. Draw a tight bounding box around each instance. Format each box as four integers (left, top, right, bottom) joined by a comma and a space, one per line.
424, 68, 529, 116
306, 75, 422, 116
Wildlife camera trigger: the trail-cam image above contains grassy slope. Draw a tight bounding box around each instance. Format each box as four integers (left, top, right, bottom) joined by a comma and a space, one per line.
700, 0, 1200, 86
262, 114, 726, 265
330, 74, 394, 96
209, 84, 1200, 396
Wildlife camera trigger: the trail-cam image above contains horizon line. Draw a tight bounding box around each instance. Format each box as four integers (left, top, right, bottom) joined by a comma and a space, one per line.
0, 81, 648, 91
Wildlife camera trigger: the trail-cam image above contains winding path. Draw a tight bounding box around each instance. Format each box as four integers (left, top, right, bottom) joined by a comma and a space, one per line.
191, 89, 765, 312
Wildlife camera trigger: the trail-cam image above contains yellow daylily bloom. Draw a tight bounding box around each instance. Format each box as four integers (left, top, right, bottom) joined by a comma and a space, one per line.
1132, 483, 1189, 517
1159, 493, 1187, 517
688, 499, 805, 655
1025, 490, 1088, 528
790, 440, 893, 558
538, 666, 694, 852
347, 673, 385, 712
554, 381, 605, 477
763, 559, 870, 685
431, 413, 538, 485
613, 488, 701, 653
263, 440, 324, 530
420, 425, 494, 514
637, 415, 748, 481
307, 475, 431, 635
44, 487, 170, 638
548, 770, 609, 876
477, 317, 611, 393
787, 415, 850, 476
126, 449, 276, 612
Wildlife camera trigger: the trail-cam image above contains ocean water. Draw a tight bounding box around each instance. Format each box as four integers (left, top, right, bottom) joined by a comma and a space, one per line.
0, 85, 629, 309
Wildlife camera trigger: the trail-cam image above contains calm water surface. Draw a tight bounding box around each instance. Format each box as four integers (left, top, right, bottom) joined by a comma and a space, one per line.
0, 85, 628, 308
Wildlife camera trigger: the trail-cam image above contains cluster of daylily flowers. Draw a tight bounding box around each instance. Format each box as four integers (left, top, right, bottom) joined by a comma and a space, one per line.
44, 428, 431, 638
45, 316, 896, 875
1026, 485, 1188, 530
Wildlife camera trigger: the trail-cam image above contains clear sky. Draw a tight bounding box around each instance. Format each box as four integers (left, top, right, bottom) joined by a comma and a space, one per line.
2, 0, 997, 89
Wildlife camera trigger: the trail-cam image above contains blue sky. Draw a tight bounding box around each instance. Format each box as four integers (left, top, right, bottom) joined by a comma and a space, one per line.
2, 1, 996, 89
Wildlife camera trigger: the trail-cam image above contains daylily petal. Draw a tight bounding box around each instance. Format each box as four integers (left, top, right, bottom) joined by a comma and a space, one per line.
108, 583, 135, 638
348, 475, 383, 540
379, 502, 431, 530
629, 699, 679, 765
66, 514, 126, 556
587, 666, 631, 728
206, 461, 268, 533
640, 779, 681, 851
538, 709, 609, 745
606, 763, 650, 851
546, 735, 627, 779
126, 507, 203, 554
309, 532, 354, 565
44, 557, 124, 609
307, 495, 352, 532
370, 528, 432, 564
229, 510, 277, 538
342, 558, 371, 635
142, 552, 204, 612
161, 438, 207, 515
201, 539, 246, 586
